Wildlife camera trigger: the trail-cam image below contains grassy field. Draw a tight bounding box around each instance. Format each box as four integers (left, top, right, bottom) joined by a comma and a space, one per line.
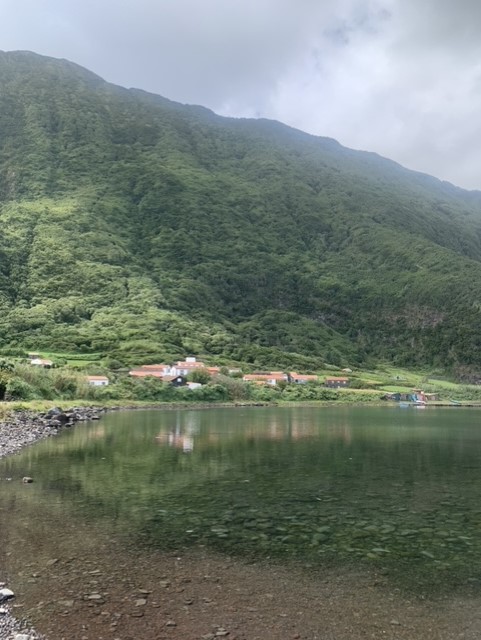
40, 352, 104, 368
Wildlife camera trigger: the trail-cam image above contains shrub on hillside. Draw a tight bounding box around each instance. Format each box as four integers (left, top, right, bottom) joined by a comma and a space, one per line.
5, 377, 38, 400
249, 384, 281, 402
112, 376, 183, 401
51, 369, 81, 398
211, 374, 252, 401
13, 364, 55, 399
186, 384, 230, 402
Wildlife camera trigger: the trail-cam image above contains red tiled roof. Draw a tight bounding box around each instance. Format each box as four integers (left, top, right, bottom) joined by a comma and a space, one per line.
176, 361, 206, 368
290, 374, 318, 381
243, 373, 286, 381
140, 364, 169, 370
129, 369, 163, 378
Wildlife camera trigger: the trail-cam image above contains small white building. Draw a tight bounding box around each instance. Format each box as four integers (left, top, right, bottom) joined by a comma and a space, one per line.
186, 382, 202, 390
30, 358, 53, 368
86, 375, 109, 387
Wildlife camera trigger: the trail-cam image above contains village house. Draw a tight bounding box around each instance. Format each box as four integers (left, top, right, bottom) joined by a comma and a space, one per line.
243, 372, 288, 386
29, 357, 53, 368
129, 363, 173, 378
128, 358, 325, 389
289, 372, 319, 384
174, 357, 208, 376
86, 375, 109, 387
206, 366, 221, 376
324, 376, 350, 388
129, 368, 163, 378
129, 358, 218, 382
163, 375, 187, 387
141, 364, 174, 373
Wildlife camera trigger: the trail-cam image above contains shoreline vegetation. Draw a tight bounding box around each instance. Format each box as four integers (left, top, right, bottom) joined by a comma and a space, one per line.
1, 354, 481, 410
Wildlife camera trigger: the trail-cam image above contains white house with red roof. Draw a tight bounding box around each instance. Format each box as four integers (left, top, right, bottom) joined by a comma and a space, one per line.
173, 357, 208, 376
243, 372, 288, 386
289, 372, 319, 384
129, 363, 174, 378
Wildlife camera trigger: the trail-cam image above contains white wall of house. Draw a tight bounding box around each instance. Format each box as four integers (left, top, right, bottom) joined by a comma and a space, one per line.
88, 379, 109, 386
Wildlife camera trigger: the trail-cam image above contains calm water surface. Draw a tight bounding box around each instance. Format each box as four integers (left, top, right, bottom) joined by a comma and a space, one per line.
2, 405, 481, 592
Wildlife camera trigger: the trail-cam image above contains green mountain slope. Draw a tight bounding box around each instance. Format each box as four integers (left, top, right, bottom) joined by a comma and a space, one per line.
1, 50, 481, 370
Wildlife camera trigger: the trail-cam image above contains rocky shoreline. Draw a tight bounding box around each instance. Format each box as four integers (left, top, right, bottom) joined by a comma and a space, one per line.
0, 584, 44, 640
0, 405, 107, 640
0, 406, 107, 461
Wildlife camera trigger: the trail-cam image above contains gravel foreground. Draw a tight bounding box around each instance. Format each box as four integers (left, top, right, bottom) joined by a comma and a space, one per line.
0, 406, 106, 640
2, 407, 481, 639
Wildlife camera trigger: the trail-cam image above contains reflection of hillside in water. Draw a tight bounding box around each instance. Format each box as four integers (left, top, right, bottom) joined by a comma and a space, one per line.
4, 407, 481, 593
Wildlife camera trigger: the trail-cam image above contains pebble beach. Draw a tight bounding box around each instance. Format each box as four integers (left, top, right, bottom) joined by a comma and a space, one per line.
0, 406, 105, 640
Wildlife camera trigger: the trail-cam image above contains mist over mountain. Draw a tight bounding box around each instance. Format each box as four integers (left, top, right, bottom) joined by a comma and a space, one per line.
0, 50, 480, 371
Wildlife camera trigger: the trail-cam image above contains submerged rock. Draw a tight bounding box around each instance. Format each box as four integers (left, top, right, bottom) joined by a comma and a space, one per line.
0, 588, 14, 602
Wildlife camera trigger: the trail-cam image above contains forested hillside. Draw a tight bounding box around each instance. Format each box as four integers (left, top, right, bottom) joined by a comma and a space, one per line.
1, 50, 481, 371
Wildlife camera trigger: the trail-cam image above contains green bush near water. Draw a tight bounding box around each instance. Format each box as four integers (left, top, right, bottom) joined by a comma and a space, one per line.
3, 364, 94, 401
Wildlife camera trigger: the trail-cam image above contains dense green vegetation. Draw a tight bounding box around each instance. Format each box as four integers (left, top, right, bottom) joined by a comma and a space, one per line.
1, 51, 481, 372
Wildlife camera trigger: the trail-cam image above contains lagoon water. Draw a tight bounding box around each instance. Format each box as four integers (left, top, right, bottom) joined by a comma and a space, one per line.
2, 405, 481, 594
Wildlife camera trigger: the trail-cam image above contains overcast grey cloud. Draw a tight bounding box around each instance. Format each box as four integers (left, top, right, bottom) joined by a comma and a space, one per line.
1, 0, 480, 189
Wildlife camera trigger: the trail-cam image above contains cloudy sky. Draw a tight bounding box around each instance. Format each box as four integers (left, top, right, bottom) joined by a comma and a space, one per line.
1, 0, 480, 190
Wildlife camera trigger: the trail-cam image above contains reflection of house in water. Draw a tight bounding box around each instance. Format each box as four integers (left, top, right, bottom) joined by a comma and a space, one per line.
155, 410, 355, 451
262, 413, 319, 441
155, 411, 200, 453
169, 430, 194, 452
247, 414, 354, 444
156, 427, 194, 452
